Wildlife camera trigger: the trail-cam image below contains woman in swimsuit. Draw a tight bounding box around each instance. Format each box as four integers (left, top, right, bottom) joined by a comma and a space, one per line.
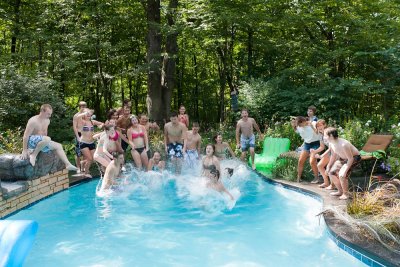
94, 124, 123, 168
178, 105, 189, 128
147, 151, 165, 172
310, 119, 335, 190
77, 108, 103, 178
202, 144, 220, 177
214, 133, 236, 160
127, 115, 149, 170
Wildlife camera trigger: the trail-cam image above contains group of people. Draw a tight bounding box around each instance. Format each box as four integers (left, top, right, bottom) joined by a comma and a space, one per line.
21, 101, 358, 201
21, 101, 264, 200
292, 106, 361, 200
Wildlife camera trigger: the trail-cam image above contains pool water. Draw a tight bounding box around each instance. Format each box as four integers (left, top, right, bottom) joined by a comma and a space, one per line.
9, 161, 366, 267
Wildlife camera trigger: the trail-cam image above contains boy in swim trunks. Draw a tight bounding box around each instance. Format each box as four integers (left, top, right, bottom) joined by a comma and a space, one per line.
72, 101, 87, 172
21, 104, 78, 171
235, 109, 264, 170
164, 112, 187, 174
183, 122, 201, 169
324, 127, 361, 200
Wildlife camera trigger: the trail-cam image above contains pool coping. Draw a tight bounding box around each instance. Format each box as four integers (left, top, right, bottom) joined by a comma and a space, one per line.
255, 171, 400, 267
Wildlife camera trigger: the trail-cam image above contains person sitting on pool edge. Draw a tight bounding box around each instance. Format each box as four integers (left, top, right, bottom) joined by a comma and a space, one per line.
21, 104, 78, 171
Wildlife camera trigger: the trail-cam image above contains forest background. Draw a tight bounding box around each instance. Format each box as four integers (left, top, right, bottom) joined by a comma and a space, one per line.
0, 0, 399, 142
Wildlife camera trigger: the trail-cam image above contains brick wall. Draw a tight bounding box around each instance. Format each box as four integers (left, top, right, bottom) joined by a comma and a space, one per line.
0, 169, 69, 218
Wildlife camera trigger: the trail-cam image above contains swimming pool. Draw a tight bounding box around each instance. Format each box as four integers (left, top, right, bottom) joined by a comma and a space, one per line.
8, 162, 367, 267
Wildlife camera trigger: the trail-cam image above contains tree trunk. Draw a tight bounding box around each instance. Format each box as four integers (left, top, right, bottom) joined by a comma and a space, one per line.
161, 0, 178, 120
11, 0, 21, 54
145, 0, 162, 123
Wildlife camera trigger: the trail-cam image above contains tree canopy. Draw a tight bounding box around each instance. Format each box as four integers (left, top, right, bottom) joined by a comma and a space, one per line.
0, 0, 399, 135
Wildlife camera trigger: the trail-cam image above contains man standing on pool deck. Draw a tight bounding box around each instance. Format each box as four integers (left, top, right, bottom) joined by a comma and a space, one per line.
324, 127, 361, 200
164, 112, 187, 174
21, 104, 78, 171
236, 109, 263, 170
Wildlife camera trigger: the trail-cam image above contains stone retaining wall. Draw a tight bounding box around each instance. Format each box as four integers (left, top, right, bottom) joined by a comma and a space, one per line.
0, 169, 69, 218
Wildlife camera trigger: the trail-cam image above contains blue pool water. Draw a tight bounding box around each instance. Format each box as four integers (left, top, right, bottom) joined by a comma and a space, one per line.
8, 161, 366, 267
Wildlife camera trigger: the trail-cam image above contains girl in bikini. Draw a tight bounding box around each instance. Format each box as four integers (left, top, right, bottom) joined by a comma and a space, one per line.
214, 133, 236, 160
94, 124, 123, 168
77, 108, 103, 178
127, 115, 149, 170
147, 151, 165, 172
178, 105, 189, 128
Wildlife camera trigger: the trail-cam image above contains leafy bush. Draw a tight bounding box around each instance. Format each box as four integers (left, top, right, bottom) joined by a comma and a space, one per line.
0, 66, 67, 133
271, 152, 314, 181
339, 118, 373, 150
0, 128, 23, 154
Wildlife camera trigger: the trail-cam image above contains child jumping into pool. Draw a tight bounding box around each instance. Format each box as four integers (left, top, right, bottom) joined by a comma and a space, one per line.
100, 152, 125, 191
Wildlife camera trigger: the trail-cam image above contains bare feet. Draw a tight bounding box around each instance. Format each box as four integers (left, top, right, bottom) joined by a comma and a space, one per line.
29, 154, 37, 167
252, 163, 256, 170
339, 194, 349, 200
66, 164, 78, 171
319, 183, 329, 188
330, 191, 342, 196
325, 185, 335, 190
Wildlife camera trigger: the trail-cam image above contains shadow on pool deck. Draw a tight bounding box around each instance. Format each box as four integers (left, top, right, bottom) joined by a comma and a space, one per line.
258, 173, 400, 267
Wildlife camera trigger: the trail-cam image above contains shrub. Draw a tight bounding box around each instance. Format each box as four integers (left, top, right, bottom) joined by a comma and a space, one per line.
0, 128, 23, 154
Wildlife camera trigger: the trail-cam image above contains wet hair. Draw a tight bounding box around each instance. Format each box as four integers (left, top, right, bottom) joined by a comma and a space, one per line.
40, 104, 52, 112
308, 105, 317, 114
106, 108, 117, 120
170, 112, 178, 118
210, 167, 220, 180
295, 116, 308, 125
152, 151, 161, 158
241, 108, 249, 113
192, 122, 199, 128
324, 127, 339, 139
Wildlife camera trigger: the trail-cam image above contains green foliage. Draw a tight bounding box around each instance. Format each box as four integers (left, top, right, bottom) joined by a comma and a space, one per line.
271, 154, 314, 182
0, 67, 67, 131
0, 128, 23, 154
339, 118, 374, 150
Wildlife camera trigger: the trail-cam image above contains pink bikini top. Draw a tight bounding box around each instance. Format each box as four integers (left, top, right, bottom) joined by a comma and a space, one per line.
178, 114, 188, 126
109, 131, 119, 141
131, 131, 144, 139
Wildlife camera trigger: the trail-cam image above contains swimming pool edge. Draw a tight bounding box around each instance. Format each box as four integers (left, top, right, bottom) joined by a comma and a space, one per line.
255, 171, 399, 267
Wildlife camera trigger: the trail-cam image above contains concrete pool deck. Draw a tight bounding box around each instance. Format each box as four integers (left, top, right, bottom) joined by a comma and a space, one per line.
261, 175, 400, 267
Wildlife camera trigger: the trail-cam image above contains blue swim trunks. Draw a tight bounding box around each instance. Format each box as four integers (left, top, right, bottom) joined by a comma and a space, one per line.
167, 142, 183, 158
240, 134, 255, 152
184, 149, 199, 168
28, 135, 51, 153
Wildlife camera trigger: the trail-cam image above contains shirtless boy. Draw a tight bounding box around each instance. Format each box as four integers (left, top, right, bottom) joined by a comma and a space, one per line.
183, 122, 201, 168
235, 109, 263, 169
21, 104, 77, 171
100, 152, 125, 190
72, 101, 87, 172
116, 106, 132, 151
324, 127, 361, 200
164, 112, 187, 173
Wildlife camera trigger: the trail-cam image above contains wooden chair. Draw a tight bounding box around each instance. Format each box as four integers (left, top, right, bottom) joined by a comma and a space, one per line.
350, 134, 393, 190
